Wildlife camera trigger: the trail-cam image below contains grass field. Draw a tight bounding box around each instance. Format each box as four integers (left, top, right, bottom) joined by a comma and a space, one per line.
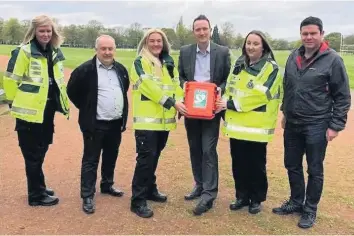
0, 44, 353, 88
0, 44, 353, 234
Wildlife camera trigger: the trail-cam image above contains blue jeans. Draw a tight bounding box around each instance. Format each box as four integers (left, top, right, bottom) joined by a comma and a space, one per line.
284, 121, 329, 213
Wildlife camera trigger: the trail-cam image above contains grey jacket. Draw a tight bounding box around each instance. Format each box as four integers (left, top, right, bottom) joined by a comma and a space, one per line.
282, 42, 351, 131
178, 42, 231, 94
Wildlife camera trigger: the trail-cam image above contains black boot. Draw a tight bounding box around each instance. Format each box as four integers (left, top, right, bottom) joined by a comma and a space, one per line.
229, 199, 249, 211
272, 199, 303, 215
249, 201, 261, 214
298, 212, 316, 229
131, 203, 153, 218
29, 195, 59, 206
82, 197, 95, 214
147, 191, 167, 203
45, 188, 54, 196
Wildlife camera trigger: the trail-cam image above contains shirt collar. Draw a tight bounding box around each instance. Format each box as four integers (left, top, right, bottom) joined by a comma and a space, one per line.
96, 57, 114, 69
196, 41, 210, 53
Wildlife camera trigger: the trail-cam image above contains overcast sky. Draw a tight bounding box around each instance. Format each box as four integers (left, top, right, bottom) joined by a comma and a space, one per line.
1, 1, 353, 40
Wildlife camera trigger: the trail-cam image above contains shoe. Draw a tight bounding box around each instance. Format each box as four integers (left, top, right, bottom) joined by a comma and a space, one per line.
298, 212, 316, 229
147, 191, 167, 203
101, 186, 124, 197
184, 186, 202, 200
82, 197, 95, 214
272, 199, 303, 215
45, 188, 55, 196
131, 204, 154, 218
229, 199, 249, 211
192, 200, 213, 216
249, 201, 261, 214
29, 195, 59, 206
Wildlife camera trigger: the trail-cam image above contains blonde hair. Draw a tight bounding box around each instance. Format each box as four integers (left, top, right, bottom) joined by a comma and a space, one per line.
22, 15, 64, 48
137, 28, 171, 56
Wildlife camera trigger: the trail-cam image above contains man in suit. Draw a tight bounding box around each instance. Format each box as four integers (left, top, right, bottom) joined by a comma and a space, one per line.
67, 35, 130, 214
178, 15, 231, 215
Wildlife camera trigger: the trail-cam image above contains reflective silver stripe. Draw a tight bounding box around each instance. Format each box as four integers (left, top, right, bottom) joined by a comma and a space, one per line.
23, 49, 31, 58
133, 78, 143, 90
23, 77, 43, 83
229, 87, 246, 97
31, 65, 41, 71
31, 71, 41, 76
133, 117, 176, 124
31, 61, 40, 66
56, 78, 65, 85
5, 70, 44, 83
132, 74, 155, 90
159, 95, 169, 105
230, 87, 274, 101
11, 106, 37, 115
233, 99, 242, 111
224, 122, 274, 135
133, 81, 175, 91
160, 85, 175, 91
4, 71, 22, 81
254, 84, 272, 100
273, 92, 280, 99
152, 76, 160, 81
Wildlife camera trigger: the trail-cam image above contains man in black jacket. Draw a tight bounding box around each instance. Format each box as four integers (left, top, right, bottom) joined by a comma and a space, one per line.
67, 35, 130, 214
272, 17, 351, 229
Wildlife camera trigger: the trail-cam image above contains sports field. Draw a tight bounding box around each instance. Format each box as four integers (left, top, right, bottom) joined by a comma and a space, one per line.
0, 45, 353, 87
0, 44, 353, 235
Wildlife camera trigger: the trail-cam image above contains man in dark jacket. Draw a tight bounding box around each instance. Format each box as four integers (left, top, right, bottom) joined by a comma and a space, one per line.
272, 17, 351, 229
67, 35, 130, 214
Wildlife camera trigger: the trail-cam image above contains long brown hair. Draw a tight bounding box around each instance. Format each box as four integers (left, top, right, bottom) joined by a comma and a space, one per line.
241, 30, 275, 63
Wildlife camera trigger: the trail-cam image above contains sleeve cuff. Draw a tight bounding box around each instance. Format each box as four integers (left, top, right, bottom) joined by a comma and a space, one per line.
227, 100, 237, 111
163, 97, 176, 110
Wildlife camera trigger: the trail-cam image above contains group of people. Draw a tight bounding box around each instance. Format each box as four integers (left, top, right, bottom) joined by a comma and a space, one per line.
2, 13, 351, 229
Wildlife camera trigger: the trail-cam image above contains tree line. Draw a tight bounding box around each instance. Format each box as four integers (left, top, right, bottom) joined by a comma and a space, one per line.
0, 16, 353, 52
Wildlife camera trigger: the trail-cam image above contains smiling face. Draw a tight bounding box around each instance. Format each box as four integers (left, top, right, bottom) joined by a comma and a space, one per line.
193, 19, 211, 44
147, 32, 163, 57
300, 24, 324, 51
35, 24, 52, 46
245, 33, 263, 62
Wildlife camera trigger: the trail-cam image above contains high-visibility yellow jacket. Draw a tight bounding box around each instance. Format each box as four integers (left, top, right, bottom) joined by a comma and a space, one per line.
3, 41, 70, 123
221, 54, 283, 142
130, 54, 184, 131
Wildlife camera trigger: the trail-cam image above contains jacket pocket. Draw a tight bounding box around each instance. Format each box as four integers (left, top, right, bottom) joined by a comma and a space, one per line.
19, 84, 40, 93
141, 94, 151, 101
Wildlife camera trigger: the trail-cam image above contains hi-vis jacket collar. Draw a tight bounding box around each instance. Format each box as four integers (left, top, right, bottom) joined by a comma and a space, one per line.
23, 39, 65, 62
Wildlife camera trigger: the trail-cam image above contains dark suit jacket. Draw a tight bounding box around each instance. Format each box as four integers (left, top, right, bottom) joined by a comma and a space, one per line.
178, 42, 231, 94
67, 55, 130, 134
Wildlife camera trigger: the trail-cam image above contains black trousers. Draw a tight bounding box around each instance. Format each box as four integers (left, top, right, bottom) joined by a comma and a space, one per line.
230, 139, 268, 203
184, 114, 221, 203
80, 119, 122, 199
284, 121, 328, 213
16, 99, 57, 201
131, 130, 169, 206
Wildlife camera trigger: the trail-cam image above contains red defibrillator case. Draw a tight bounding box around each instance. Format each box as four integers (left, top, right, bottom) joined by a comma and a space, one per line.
184, 81, 219, 120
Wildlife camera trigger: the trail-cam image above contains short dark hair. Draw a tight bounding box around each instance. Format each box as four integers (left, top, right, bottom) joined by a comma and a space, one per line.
300, 16, 323, 32
192, 14, 211, 30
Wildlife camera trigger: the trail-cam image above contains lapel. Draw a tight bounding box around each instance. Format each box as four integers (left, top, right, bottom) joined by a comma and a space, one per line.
210, 42, 217, 82
113, 62, 125, 92
190, 44, 197, 78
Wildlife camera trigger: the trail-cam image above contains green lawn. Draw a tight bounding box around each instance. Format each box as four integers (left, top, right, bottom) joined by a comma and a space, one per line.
0, 45, 353, 88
